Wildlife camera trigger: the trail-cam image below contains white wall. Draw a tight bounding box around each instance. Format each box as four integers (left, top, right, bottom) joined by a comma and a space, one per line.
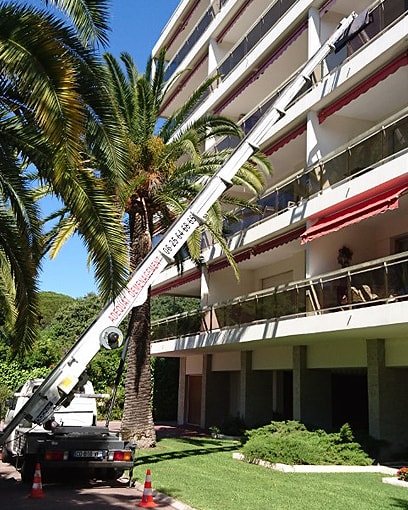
252, 346, 293, 370
254, 251, 305, 287
212, 351, 241, 371
313, 115, 374, 159
207, 267, 254, 304
252, 339, 368, 370
386, 338, 408, 367
186, 355, 203, 375
308, 338, 366, 368
306, 196, 408, 277
307, 223, 376, 276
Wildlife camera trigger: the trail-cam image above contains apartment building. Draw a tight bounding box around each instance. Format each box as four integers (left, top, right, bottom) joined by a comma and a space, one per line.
149, 0, 408, 454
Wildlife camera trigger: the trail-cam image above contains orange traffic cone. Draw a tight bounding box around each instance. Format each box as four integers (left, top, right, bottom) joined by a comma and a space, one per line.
137, 468, 157, 508
28, 463, 45, 499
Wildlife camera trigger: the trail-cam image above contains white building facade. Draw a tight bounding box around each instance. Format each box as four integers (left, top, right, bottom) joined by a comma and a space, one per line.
149, 0, 408, 454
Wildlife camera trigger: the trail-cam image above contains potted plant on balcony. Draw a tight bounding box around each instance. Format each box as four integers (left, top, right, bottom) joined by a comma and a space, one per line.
337, 246, 353, 268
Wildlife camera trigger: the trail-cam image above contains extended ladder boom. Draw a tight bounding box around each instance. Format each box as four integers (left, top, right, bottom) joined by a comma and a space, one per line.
0, 12, 356, 444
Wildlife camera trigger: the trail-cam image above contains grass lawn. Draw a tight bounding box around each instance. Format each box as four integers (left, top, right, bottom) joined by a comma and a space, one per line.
131, 436, 407, 510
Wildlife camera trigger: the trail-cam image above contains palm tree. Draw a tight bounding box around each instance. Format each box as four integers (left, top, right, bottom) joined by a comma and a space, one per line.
0, 0, 129, 352
103, 50, 272, 447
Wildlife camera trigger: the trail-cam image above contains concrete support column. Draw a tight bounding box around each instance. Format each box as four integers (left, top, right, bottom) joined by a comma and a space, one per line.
177, 357, 187, 425
306, 111, 323, 167
239, 351, 274, 428
293, 346, 332, 428
272, 371, 279, 415
308, 8, 321, 58
200, 263, 210, 307
208, 38, 223, 75
366, 338, 408, 448
293, 345, 306, 421
202, 354, 230, 428
201, 354, 210, 429
367, 338, 385, 439
239, 351, 249, 419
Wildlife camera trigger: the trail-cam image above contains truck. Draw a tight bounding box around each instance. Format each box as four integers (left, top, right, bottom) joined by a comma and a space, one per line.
2, 377, 134, 482
0, 11, 360, 484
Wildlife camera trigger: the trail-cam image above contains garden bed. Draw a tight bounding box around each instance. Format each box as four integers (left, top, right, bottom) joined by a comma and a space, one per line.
233, 452, 398, 475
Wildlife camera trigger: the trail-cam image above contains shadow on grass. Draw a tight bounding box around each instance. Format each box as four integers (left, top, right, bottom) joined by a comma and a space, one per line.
392, 498, 408, 509
134, 437, 239, 466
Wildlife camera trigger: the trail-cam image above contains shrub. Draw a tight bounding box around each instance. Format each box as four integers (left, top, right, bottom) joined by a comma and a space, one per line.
241, 420, 373, 466
220, 415, 247, 436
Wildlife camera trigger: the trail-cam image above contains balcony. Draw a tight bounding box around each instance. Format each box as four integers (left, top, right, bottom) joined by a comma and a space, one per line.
152, 108, 407, 266
216, 0, 405, 86
177, 0, 405, 129
216, 0, 298, 80
214, 0, 407, 142
225, 110, 408, 236
151, 252, 408, 342
164, 5, 216, 82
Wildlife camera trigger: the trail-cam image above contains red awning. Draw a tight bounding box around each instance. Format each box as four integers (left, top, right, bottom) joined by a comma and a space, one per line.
301, 184, 408, 244
165, 0, 200, 51
265, 123, 306, 156
151, 268, 201, 296
208, 226, 305, 273
319, 52, 408, 123
253, 226, 306, 255
216, 0, 253, 43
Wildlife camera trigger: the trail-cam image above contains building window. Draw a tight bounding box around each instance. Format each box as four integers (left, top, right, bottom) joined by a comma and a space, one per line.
393, 234, 408, 254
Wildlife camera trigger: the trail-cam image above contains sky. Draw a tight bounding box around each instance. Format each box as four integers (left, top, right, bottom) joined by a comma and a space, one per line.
39, 0, 180, 298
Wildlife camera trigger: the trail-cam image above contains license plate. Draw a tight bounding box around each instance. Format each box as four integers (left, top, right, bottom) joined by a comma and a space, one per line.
72, 450, 103, 459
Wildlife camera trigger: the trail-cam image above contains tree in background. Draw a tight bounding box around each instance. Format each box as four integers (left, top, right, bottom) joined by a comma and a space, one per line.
0, 292, 196, 422
151, 295, 200, 320
0, 292, 122, 419
102, 50, 272, 447
37, 292, 75, 328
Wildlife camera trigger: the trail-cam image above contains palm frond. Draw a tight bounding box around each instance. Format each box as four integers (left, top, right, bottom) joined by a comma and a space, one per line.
159, 74, 221, 141
43, 0, 111, 47
148, 48, 167, 111
181, 113, 243, 144
0, 4, 89, 173
0, 207, 39, 353
103, 52, 135, 130
51, 167, 129, 301
47, 216, 78, 259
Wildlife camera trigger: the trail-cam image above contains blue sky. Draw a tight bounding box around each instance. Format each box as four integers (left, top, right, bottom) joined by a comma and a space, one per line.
39, 0, 180, 297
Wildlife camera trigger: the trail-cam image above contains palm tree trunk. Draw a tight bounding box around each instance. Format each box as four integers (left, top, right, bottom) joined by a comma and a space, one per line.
121, 299, 156, 448
121, 201, 156, 448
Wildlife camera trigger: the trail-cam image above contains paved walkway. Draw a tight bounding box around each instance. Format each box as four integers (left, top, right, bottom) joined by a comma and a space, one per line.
0, 422, 202, 510
0, 459, 197, 510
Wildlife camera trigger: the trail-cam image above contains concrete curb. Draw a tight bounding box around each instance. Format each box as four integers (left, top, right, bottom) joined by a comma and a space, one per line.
382, 477, 408, 488
232, 452, 398, 475
132, 480, 198, 510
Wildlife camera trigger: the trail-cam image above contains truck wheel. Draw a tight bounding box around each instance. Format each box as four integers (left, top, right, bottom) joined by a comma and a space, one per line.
110, 468, 124, 480
93, 467, 124, 481
20, 456, 36, 484
1, 446, 11, 464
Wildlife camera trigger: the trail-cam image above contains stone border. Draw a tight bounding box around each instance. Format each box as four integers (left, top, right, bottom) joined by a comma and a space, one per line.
382, 477, 408, 488
232, 452, 398, 475
132, 480, 198, 510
